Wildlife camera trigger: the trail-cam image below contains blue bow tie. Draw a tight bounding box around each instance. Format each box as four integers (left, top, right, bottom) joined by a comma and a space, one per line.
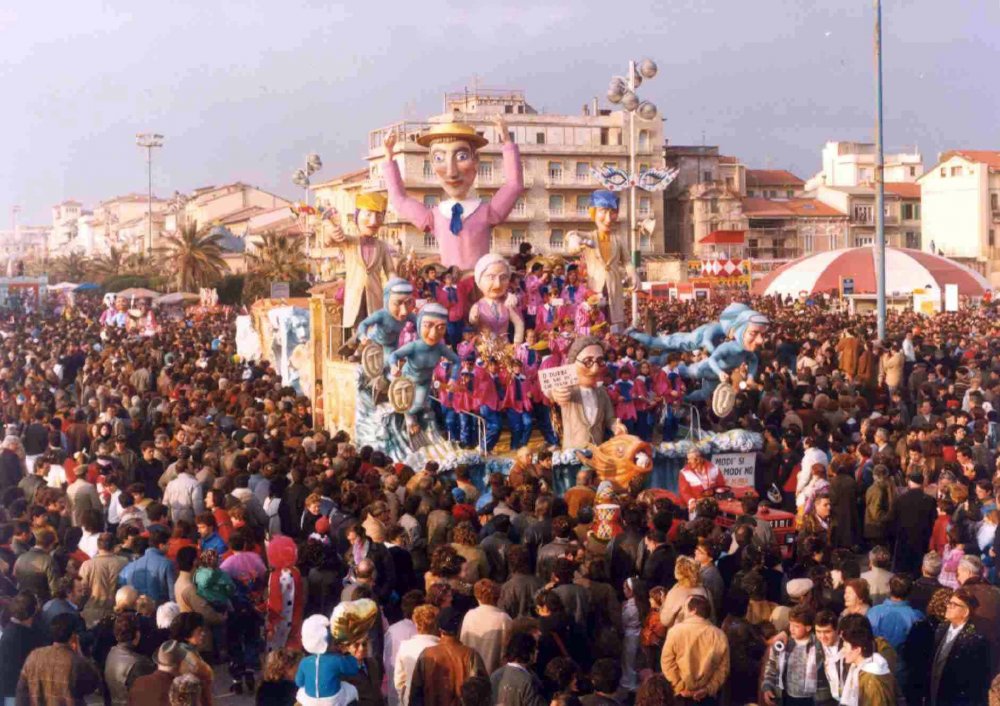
449, 203, 463, 236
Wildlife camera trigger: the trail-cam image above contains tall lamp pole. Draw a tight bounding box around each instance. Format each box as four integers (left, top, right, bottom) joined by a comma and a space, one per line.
874, 0, 886, 341
136, 133, 164, 256
292, 153, 323, 275
606, 58, 660, 326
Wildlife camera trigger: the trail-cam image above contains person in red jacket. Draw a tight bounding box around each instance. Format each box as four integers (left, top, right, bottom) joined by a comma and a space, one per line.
501, 359, 533, 449
451, 355, 479, 449
678, 449, 728, 512
473, 358, 505, 452
434, 267, 469, 347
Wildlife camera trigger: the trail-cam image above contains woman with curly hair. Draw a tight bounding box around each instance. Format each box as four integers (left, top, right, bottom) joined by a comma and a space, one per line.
256, 648, 300, 706
635, 673, 674, 706
424, 544, 471, 595
659, 555, 711, 629
449, 521, 488, 584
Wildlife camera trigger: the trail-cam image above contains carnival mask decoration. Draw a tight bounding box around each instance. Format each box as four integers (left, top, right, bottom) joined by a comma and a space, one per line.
591, 165, 679, 193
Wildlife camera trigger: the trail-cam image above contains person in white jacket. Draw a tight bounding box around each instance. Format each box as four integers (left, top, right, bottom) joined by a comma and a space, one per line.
797, 436, 830, 499
162, 461, 204, 525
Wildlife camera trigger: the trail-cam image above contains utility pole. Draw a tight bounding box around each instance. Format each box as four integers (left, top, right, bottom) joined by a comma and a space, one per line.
874, 0, 886, 341
136, 133, 164, 255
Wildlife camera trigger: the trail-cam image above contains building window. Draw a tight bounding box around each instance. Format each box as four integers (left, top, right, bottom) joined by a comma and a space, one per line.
600, 128, 610, 146
940, 167, 946, 177
640, 234, 651, 251
511, 229, 527, 247
724, 177, 734, 189
702, 170, 711, 183
709, 199, 719, 214
477, 161, 493, 182
422, 195, 439, 208
504, 105, 513, 114
992, 193, 999, 211
951, 166, 962, 177
748, 239, 759, 257
639, 196, 651, 216
550, 229, 564, 249
990, 230, 996, 247
548, 161, 563, 182
909, 166, 916, 176
639, 163, 650, 173
576, 195, 590, 216
548, 195, 564, 215
801, 233, 814, 254
576, 162, 590, 180
853, 205, 874, 223
513, 197, 526, 215
905, 231, 920, 249
536, 132, 546, 145
422, 160, 432, 178
855, 235, 874, 246
423, 233, 438, 249
638, 130, 650, 150
786, 190, 794, 198
603, 161, 617, 170
902, 203, 921, 220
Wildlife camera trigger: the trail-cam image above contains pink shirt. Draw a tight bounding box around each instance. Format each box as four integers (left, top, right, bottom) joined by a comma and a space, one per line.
385, 142, 524, 271
475, 299, 510, 338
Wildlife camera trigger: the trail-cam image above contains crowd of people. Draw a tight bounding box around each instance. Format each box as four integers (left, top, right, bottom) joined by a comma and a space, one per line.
0, 267, 999, 706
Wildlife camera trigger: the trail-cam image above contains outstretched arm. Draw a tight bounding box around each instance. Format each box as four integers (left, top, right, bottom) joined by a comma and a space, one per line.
383, 129, 434, 231
487, 118, 524, 224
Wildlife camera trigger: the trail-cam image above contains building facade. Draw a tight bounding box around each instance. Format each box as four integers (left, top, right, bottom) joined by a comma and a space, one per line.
0, 225, 51, 264
813, 183, 922, 250
804, 141, 923, 190
312, 88, 665, 258
918, 150, 1000, 283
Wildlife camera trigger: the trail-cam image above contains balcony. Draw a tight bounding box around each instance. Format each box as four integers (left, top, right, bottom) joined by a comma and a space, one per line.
546, 209, 591, 221
545, 173, 599, 188
507, 208, 533, 221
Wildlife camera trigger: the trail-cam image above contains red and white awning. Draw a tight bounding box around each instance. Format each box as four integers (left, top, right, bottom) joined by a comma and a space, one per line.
752, 247, 991, 297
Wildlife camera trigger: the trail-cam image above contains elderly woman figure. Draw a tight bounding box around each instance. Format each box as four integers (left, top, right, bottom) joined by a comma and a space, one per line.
659, 555, 712, 629
468, 253, 524, 344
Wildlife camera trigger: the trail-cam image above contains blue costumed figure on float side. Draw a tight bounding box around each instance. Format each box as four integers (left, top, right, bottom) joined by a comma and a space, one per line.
628, 301, 749, 354
387, 303, 461, 433
681, 309, 770, 402
355, 278, 416, 358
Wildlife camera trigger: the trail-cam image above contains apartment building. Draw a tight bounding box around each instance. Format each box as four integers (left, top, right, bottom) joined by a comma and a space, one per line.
312, 88, 665, 257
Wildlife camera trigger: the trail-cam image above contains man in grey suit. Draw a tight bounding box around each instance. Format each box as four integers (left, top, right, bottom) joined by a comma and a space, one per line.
551, 336, 626, 450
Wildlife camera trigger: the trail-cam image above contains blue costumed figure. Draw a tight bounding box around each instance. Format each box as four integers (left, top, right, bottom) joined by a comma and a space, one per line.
387, 303, 461, 432
355, 278, 416, 358
629, 302, 749, 354
682, 309, 770, 402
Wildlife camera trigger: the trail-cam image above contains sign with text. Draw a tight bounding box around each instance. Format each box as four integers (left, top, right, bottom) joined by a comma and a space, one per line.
270, 282, 290, 299
712, 452, 756, 488
538, 364, 579, 396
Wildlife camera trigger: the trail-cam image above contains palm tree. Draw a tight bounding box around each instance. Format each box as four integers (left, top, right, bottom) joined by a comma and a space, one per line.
157, 223, 226, 291
245, 231, 308, 296
50, 252, 91, 282
124, 250, 157, 276
90, 246, 128, 282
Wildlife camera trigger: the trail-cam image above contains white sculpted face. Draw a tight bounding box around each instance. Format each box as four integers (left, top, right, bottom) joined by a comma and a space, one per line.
431, 140, 478, 200
478, 262, 511, 301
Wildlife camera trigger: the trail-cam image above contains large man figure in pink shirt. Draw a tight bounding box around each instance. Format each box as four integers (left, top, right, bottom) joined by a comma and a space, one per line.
383, 117, 523, 274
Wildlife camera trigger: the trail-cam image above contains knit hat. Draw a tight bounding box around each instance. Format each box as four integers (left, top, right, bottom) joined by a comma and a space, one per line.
301, 614, 331, 655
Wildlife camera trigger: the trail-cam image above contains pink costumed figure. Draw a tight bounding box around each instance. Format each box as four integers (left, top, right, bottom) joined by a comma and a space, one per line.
469, 253, 524, 345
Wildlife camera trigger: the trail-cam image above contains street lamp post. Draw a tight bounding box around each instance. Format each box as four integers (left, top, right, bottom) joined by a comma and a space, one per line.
292, 153, 323, 276
136, 133, 164, 256
874, 0, 887, 341
606, 58, 660, 326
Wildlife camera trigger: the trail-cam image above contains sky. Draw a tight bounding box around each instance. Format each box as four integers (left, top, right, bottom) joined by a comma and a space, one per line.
2, 0, 998, 225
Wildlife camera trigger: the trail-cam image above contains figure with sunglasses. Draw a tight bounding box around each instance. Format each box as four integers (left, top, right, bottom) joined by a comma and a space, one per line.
551, 336, 627, 450
682, 309, 770, 403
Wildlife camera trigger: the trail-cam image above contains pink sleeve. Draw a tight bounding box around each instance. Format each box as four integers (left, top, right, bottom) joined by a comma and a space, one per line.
384, 158, 434, 232
487, 142, 524, 225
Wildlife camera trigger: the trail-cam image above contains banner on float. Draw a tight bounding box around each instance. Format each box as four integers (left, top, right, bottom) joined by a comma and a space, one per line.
712, 452, 755, 487
538, 364, 579, 396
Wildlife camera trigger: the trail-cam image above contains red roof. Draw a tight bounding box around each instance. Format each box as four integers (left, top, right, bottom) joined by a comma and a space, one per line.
700, 230, 745, 245
741, 198, 845, 218
746, 169, 804, 187
941, 150, 1000, 170
884, 182, 920, 199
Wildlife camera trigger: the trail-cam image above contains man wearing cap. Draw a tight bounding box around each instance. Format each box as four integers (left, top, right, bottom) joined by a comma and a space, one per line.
324, 192, 396, 333
567, 190, 639, 331
387, 304, 460, 433
383, 117, 523, 273
408, 606, 487, 706
355, 278, 417, 359
129, 640, 185, 706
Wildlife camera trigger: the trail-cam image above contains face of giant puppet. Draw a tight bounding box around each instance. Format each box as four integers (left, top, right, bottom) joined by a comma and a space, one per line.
420, 316, 447, 347
574, 343, 606, 388
593, 207, 618, 236
478, 262, 511, 300
387, 292, 414, 320
357, 209, 384, 237
742, 322, 769, 352
431, 140, 478, 200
